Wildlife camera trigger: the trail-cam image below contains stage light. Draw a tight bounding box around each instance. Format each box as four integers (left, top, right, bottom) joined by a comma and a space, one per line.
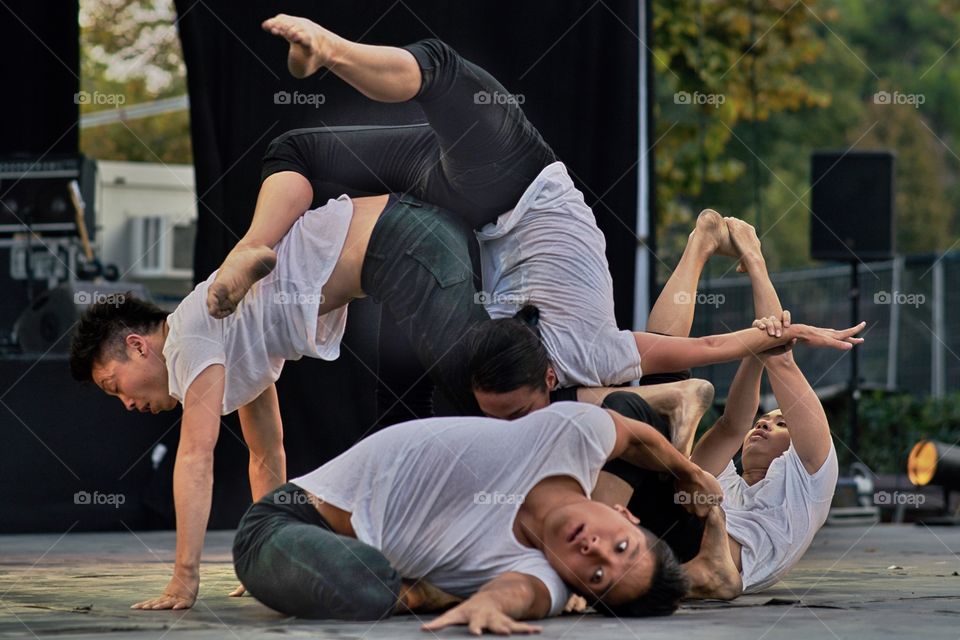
908, 440, 960, 489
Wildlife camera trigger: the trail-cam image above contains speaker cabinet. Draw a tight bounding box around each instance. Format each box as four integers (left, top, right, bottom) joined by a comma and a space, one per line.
810, 150, 894, 262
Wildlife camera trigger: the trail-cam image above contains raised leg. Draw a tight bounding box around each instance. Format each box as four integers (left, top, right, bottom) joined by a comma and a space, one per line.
207, 172, 310, 318
262, 15, 556, 224
646, 209, 735, 337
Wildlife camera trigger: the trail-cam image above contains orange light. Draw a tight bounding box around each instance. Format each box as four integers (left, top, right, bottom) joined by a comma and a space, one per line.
908, 440, 938, 486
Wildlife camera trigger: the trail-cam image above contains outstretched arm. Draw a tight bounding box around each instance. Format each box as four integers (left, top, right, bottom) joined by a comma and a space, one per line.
131, 364, 225, 610
762, 351, 832, 474
421, 572, 550, 633
633, 320, 864, 375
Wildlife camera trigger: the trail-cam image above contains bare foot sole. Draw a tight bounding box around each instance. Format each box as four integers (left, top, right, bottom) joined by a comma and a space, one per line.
725, 217, 762, 273
207, 245, 277, 319
665, 378, 714, 456
262, 14, 343, 79
694, 209, 738, 257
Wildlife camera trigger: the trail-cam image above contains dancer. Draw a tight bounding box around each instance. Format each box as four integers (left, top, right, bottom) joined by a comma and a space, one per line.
231, 401, 725, 628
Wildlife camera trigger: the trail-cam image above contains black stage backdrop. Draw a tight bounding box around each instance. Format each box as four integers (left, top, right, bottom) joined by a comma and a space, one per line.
0, 0, 79, 155
171, 1, 640, 526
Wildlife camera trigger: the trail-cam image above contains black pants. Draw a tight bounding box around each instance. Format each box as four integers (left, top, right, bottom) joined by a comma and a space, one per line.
361, 194, 490, 415
261, 39, 556, 228
599, 391, 704, 563
233, 483, 402, 620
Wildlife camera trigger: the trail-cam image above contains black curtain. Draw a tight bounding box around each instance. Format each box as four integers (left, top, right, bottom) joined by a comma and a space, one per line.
174, 0, 640, 518
0, 0, 79, 155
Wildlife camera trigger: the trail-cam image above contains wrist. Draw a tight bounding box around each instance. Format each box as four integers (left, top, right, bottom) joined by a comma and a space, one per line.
174, 563, 200, 580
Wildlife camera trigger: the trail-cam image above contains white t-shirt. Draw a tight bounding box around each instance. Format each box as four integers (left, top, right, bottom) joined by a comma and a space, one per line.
163, 196, 354, 414
719, 443, 839, 592
292, 402, 618, 616
476, 162, 642, 389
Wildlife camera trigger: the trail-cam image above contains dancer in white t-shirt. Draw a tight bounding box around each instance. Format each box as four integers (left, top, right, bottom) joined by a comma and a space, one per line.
232, 402, 725, 628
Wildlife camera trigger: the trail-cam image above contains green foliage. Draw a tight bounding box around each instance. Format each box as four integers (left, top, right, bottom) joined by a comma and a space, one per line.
834, 391, 960, 473
654, 0, 960, 276
79, 0, 191, 163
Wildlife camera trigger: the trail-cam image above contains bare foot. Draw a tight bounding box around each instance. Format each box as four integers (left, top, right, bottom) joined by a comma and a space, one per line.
683, 507, 742, 600
262, 14, 344, 79
664, 379, 714, 456
725, 217, 762, 273
690, 209, 738, 260
207, 244, 277, 319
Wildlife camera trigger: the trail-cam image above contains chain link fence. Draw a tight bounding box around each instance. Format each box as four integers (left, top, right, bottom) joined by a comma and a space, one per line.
683, 252, 960, 400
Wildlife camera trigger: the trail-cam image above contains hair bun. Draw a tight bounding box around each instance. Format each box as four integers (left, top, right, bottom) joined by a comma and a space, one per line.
513, 304, 541, 329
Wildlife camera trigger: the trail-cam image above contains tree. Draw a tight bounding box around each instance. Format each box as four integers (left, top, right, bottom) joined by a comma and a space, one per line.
79, 0, 191, 163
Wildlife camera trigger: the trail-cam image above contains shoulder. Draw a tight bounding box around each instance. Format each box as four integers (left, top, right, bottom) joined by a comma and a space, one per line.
781, 442, 839, 500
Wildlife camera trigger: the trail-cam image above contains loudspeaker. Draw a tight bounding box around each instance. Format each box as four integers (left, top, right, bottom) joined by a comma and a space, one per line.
810, 150, 894, 262
13, 282, 150, 354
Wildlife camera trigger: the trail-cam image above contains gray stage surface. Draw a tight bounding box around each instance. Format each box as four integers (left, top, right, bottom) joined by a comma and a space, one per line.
1, 524, 958, 639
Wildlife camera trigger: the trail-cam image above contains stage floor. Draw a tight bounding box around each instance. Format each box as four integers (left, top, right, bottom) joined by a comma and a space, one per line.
1, 524, 958, 639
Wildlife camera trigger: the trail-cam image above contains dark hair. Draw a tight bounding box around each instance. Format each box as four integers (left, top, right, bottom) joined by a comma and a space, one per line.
593, 535, 689, 617
467, 304, 551, 393
69, 294, 168, 383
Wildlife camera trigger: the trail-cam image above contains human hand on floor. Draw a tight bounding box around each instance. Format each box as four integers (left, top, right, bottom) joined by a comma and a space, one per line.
228, 584, 246, 597
131, 573, 198, 610
421, 593, 542, 635
562, 594, 588, 613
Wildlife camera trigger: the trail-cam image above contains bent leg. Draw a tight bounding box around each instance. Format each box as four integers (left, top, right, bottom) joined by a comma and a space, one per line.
233, 483, 401, 620
264, 15, 556, 225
